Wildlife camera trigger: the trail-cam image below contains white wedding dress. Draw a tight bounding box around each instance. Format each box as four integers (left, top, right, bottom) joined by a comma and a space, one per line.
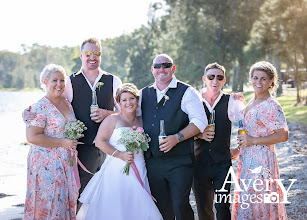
77, 127, 163, 220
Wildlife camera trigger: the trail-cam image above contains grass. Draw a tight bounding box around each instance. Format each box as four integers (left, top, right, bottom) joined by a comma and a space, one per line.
276, 91, 307, 125
241, 88, 307, 125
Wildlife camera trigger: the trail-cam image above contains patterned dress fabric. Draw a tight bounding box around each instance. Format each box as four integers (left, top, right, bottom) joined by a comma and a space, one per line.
232, 97, 288, 220
24, 97, 78, 219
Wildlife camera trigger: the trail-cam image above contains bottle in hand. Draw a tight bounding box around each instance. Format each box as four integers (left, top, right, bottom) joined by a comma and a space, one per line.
238, 120, 245, 146
207, 110, 215, 143
208, 110, 215, 129
90, 90, 99, 112
158, 120, 167, 145
238, 120, 245, 135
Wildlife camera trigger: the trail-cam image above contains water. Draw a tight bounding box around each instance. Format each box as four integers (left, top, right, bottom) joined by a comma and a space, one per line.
0, 91, 44, 219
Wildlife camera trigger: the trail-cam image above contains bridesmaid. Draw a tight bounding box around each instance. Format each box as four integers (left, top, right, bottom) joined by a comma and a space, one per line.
24, 64, 78, 219
232, 61, 288, 220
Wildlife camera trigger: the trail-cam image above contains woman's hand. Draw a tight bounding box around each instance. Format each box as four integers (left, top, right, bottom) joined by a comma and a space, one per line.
62, 139, 78, 150
237, 134, 254, 147
118, 151, 134, 163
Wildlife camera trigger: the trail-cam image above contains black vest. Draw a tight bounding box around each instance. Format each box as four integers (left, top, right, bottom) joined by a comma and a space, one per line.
70, 72, 114, 145
195, 94, 232, 164
142, 81, 194, 158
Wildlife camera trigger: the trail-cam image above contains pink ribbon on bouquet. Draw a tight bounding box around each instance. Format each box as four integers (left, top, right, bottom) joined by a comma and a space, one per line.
71, 150, 94, 190
130, 162, 157, 202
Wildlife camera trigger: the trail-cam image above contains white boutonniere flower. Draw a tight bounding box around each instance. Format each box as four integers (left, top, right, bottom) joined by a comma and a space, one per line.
96, 82, 104, 91
163, 95, 170, 106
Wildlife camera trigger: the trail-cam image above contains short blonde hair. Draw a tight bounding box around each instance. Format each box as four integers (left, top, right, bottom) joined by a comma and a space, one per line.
40, 64, 66, 90
249, 61, 279, 94
115, 83, 139, 103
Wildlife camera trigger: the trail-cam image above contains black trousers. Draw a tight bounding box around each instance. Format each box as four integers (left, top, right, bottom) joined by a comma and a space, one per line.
76, 144, 106, 212
145, 154, 195, 220
193, 157, 232, 220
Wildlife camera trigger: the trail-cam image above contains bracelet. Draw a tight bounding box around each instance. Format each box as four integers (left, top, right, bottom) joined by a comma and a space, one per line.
111, 149, 118, 157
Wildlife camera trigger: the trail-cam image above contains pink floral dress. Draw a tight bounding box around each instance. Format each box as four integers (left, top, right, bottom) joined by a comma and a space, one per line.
24, 97, 78, 220
232, 97, 288, 220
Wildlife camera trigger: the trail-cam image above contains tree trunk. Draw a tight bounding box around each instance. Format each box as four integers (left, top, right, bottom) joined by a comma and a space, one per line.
273, 57, 283, 96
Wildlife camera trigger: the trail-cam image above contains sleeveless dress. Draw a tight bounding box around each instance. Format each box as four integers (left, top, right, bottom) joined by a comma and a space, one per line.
24, 97, 78, 219
77, 127, 163, 220
232, 97, 288, 220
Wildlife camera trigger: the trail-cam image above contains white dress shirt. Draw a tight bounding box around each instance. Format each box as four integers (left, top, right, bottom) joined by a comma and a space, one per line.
201, 88, 245, 122
64, 68, 122, 110
139, 76, 208, 133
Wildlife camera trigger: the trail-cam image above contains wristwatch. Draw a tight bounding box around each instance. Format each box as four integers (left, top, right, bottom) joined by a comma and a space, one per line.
177, 132, 184, 142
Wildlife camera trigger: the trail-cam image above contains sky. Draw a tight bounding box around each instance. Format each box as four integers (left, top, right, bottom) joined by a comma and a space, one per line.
1, 0, 160, 53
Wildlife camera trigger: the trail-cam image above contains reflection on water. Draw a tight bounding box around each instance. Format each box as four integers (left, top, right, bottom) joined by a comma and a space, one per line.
0, 91, 44, 218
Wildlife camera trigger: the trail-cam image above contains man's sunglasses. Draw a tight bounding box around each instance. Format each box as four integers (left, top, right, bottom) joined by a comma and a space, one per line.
84, 51, 101, 57
207, 74, 224, 81
153, 62, 173, 69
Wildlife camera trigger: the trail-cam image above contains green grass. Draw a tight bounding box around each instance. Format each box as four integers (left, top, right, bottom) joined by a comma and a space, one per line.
241, 89, 307, 125
276, 93, 307, 125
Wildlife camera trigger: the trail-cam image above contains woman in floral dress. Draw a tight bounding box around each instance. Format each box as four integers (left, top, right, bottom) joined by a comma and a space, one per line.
24, 64, 78, 219
232, 61, 289, 220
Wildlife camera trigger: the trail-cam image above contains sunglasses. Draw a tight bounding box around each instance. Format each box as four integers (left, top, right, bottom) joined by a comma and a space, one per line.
84, 51, 101, 57
207, 74, 224, 81
153, 62, 173, 69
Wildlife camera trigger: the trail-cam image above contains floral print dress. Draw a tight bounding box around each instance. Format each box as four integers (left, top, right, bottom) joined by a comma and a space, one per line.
232, 97, 288, 220
24, 97, 78, 219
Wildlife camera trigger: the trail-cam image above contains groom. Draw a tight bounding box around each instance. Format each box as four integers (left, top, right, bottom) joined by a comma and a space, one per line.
140, 54, 208, 220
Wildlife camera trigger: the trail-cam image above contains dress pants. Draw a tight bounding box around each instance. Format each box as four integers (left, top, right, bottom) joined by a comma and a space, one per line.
193, 157, 232, 220
146, 154, 195, 220
76, 144, 106, 212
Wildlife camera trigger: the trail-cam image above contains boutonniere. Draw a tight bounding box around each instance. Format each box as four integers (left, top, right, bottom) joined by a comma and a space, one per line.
163, 95, 170, 106
96, 82, 104, 91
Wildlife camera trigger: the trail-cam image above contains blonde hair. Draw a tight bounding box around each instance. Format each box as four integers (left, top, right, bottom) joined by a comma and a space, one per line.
249, 61, 279, 94
115, 83, 139, 103
40, 64, 66, 90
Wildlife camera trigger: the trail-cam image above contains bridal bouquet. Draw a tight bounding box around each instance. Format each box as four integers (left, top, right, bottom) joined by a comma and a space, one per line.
117, 126, 151, 175
64, 119, 87, 166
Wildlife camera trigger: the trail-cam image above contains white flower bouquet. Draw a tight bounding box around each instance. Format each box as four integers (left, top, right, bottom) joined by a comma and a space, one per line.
117, 126, 151, 175
64, 119, 87, 166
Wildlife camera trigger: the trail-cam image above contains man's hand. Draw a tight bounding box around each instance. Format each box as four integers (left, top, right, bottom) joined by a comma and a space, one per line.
22, 107, 36, 123
197, 126, 215, 142
230, 147, 240, 161
90, 108, 110, 123
159, 134, 179, 153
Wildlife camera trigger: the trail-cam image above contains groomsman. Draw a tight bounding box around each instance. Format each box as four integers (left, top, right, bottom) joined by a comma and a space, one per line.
140, 54, 208, 220
193, 62, 245, 220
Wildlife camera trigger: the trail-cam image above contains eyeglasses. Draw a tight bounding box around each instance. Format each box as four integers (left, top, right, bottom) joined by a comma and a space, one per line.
84, 51, 101, 57
153, 62, 173, 69
207, 74, 224, 81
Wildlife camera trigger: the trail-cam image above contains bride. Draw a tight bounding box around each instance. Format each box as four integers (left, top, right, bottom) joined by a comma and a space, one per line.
77, 83, 163, 220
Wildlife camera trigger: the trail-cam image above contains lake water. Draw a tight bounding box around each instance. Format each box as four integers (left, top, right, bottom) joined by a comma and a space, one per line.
0, 91, 44, 219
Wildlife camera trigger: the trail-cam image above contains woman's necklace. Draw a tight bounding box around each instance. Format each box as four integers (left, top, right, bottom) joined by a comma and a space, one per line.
120, 112, 136, 123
